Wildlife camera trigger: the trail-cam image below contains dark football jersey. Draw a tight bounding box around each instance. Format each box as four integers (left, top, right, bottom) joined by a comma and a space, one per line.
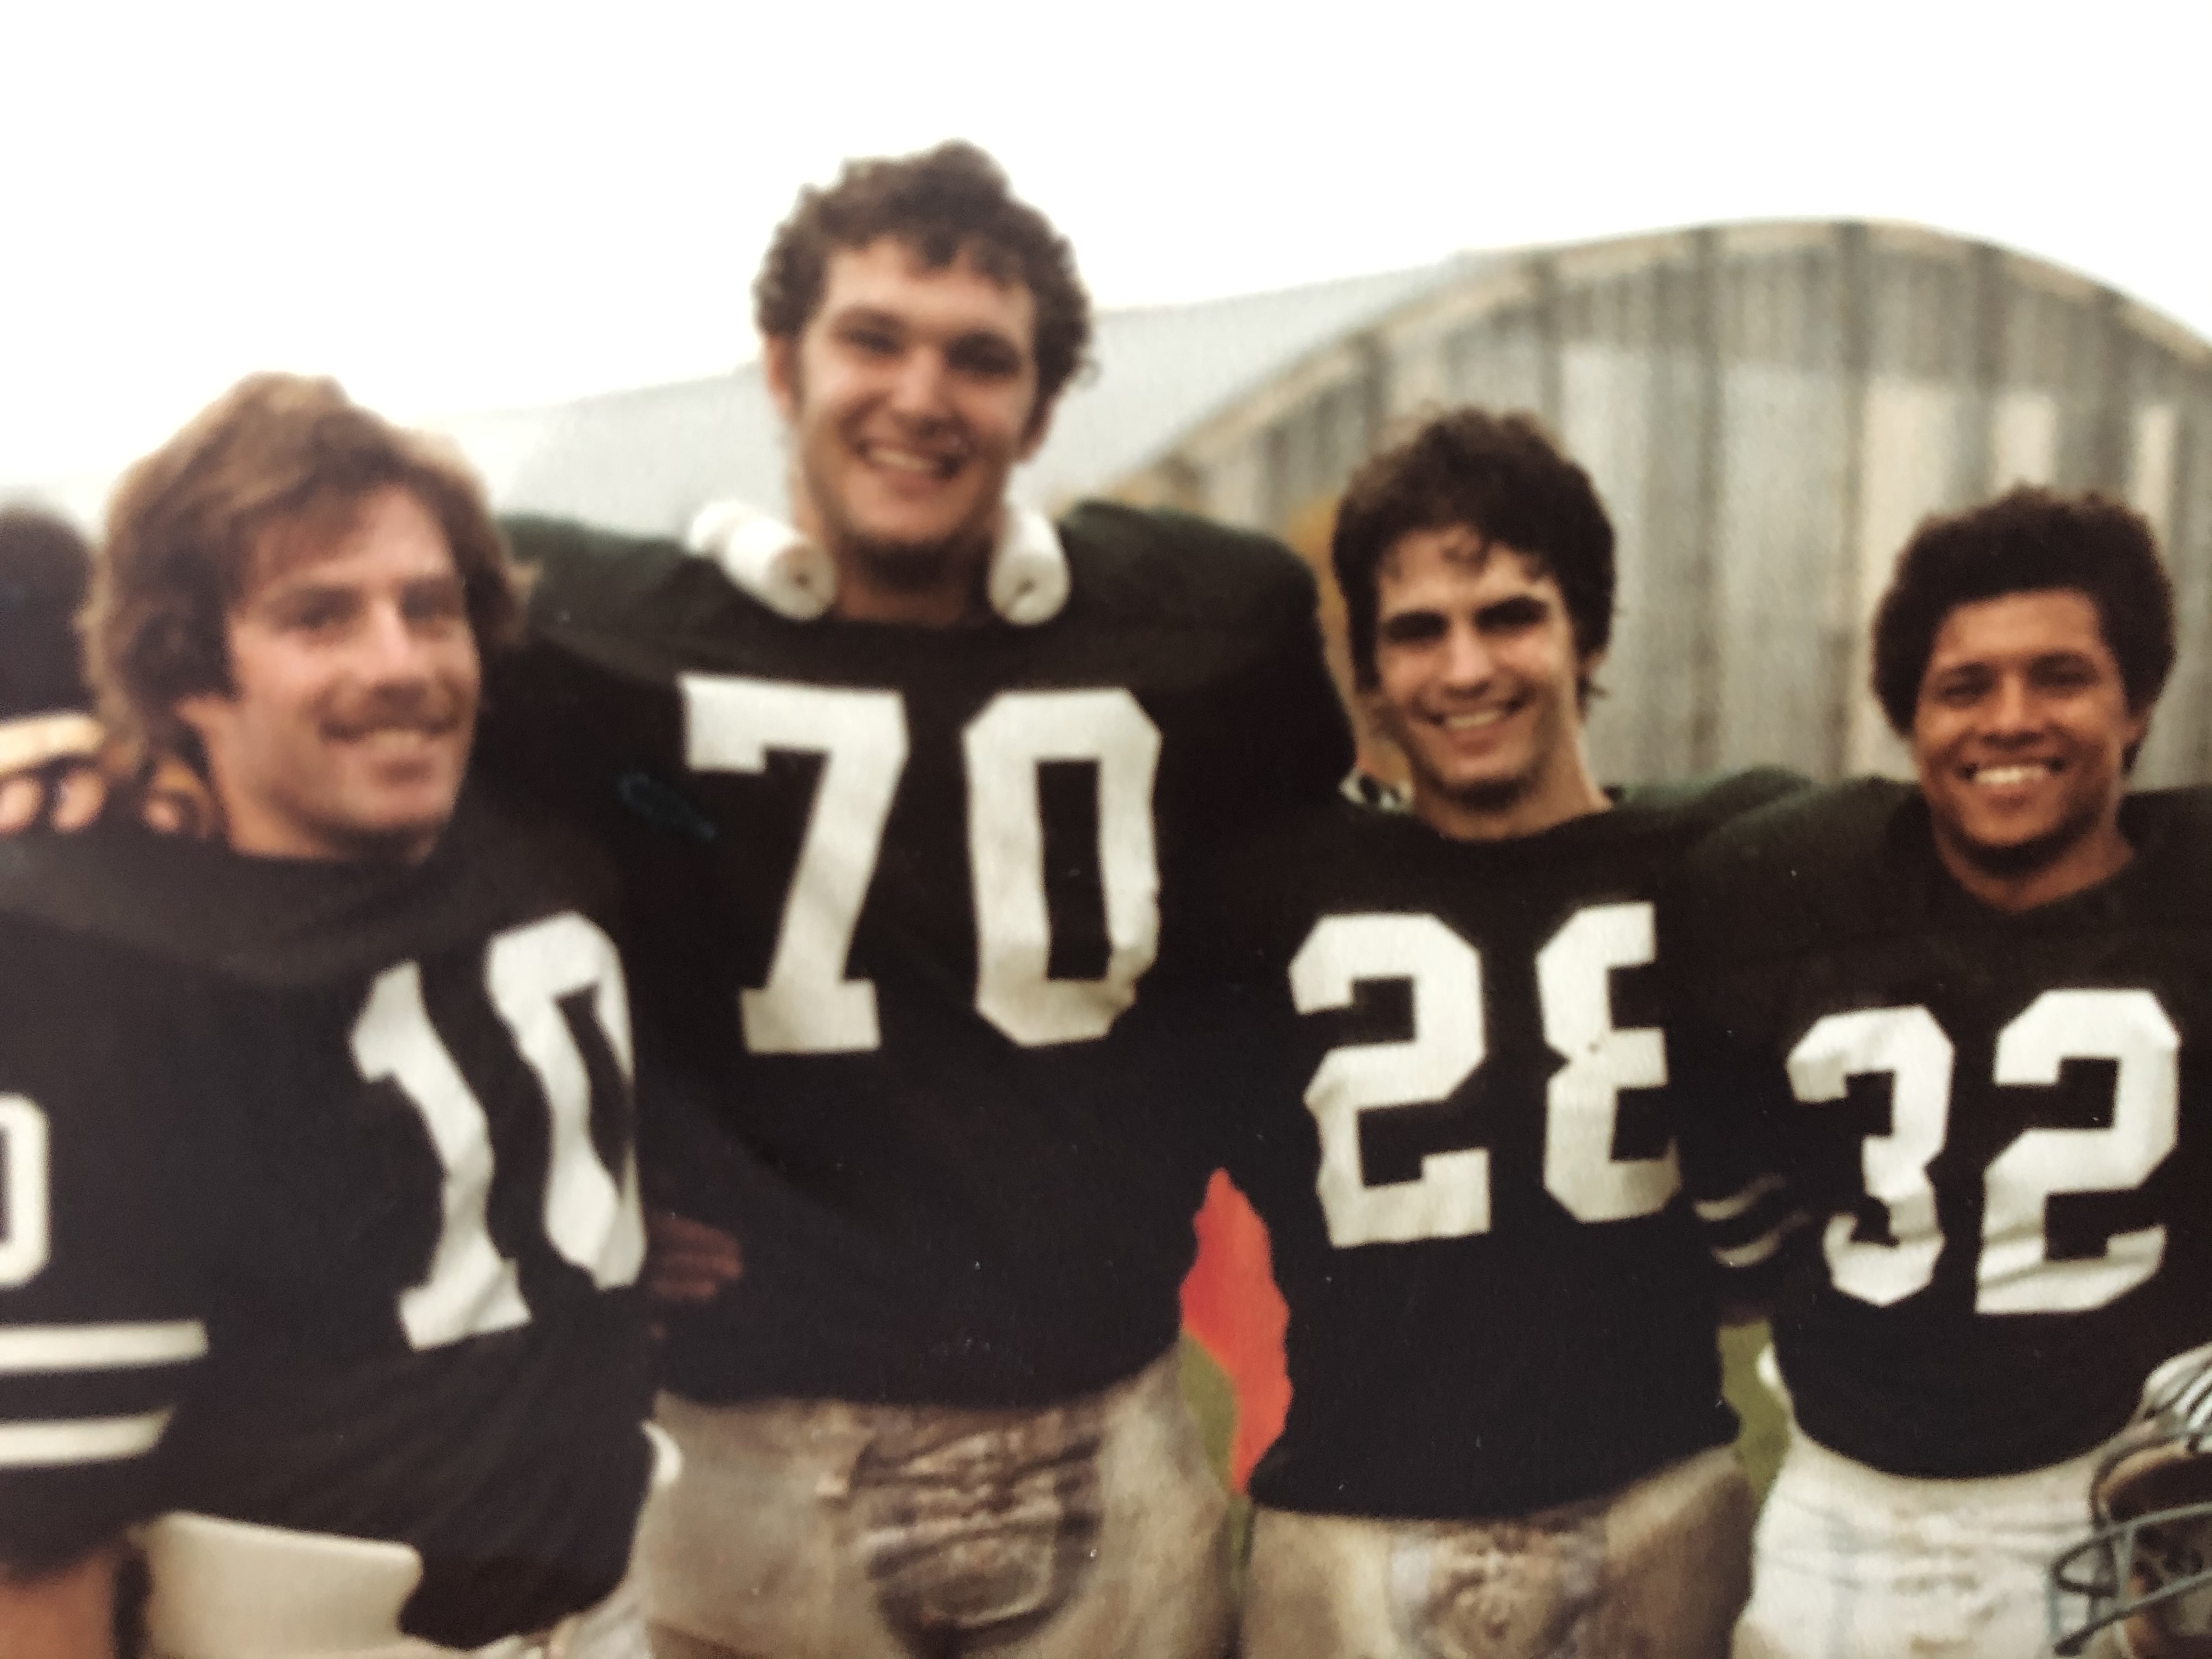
1206, 771, 1802, 1521
1674, 780, 2212, 1479
0, 800, 654, 1645
482, 503, 1353, 1409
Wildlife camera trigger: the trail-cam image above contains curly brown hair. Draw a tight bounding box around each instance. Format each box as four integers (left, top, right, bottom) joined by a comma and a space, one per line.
754, 141, 1092, 422
84, 373, 524, 770
1871, 487, 2174, 754
1332, 408, 1616, 695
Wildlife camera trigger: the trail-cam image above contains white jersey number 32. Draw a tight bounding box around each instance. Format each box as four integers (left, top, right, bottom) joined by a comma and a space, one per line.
1786, 990, 2177, 1314
682, 678, 1162, 1054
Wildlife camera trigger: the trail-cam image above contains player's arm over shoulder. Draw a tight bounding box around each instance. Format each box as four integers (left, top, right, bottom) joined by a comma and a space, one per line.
1057, 499, 1328, 630
1058, 501, 1355, 807
498, 514, 697, 634
476, 516, 701, 813
1668, 777, 1904, 963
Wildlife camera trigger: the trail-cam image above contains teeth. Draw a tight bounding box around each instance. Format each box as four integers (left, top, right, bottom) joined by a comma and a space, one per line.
1972, 763, 2052, 787
1442, 709, 1508, 730
353, 728, 444, 749
866, 446, 951, 475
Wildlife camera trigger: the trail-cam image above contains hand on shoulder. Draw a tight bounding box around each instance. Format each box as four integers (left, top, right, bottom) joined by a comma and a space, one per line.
0, 716, 215, 838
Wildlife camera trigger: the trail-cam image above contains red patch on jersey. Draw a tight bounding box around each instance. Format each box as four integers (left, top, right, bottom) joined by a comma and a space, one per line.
1178, 1171, 1290, 1490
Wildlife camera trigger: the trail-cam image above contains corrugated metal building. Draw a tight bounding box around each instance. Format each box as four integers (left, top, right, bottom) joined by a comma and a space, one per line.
1105, 223, 2212, 788
22, 220, 2206, 786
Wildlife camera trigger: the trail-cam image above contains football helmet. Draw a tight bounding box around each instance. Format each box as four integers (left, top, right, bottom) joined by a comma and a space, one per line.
2052, 1341, 2212, 1656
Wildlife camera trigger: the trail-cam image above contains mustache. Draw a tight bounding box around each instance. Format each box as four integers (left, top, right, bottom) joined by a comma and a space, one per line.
320, 684, 471, 740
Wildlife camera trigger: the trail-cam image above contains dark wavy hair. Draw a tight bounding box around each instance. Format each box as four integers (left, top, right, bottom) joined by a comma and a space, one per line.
1871, 487, 2174, 749
754, 141, 1092, 426
1331, 407, 1615, 695
86, 373, 525, 771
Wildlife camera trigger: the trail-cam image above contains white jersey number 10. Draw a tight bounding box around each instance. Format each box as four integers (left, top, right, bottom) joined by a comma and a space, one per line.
352, 912, 647, 1352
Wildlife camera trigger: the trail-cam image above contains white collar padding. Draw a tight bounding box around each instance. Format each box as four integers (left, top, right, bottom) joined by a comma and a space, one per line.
684, 500, 1069, 627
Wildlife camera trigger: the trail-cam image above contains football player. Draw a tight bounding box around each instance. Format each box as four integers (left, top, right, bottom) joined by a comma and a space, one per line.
471, 143, 1354, 1658
0, 506, 103, 832
1201, 408, 1802, 1659
0, 375, 659, 1658
1672, 488, 2212, 1658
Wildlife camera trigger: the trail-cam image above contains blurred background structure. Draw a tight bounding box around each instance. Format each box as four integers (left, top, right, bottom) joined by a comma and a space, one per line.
19, 219, 2211, 786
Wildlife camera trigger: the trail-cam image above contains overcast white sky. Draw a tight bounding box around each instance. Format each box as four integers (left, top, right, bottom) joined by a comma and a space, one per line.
4, 0, 2207, 489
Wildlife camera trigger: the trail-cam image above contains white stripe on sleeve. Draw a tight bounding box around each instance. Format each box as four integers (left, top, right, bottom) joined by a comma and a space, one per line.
0, 1409, 172, 1467
0, 1321, 208, 1373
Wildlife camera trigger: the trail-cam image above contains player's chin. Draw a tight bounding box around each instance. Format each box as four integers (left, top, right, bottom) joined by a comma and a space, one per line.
1937, 775, 2066, 841
333, 770, 466, 850
849, 519, 1001, 585
854, 494, 989, 550
850, 469, 993, 532
1945, 807, 2095, 877
1421, 735, 1536, 800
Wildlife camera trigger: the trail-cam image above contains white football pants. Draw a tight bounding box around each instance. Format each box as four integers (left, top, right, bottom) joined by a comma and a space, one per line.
1241, 1444, 1755, 1659
1733, 1427, 2103, 1659
636, 1346, 1232, 1659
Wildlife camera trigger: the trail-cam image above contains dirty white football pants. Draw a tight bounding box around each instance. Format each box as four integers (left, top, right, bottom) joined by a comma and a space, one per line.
637, 1346, 1232, 1659
1733, 1427, 2102, 1659
1242, 1444, 1754, 1659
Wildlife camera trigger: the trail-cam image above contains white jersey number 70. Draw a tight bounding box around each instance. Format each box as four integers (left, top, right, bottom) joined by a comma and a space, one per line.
682, 678, 1163, 1054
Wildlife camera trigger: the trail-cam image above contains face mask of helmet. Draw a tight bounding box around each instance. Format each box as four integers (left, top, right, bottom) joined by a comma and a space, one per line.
2053, 1343, 2212, 1658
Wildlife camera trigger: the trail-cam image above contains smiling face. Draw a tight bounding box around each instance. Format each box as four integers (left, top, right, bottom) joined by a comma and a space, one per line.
765, 236, 1048, 623
174, 484, 479, 863
1365, 524, 1607, 840
1911, 587, 2146, 909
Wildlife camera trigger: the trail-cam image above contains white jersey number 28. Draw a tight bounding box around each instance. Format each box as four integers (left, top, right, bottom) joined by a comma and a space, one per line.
352, 912, 647, 1352
1786, 989, 2177, 1314
1290, 903, 1677, 1248
682, 678, 1162, 1054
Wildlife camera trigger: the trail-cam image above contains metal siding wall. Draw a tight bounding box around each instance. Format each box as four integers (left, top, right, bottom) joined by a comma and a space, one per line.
1705, 241, 1852, 774
2146, 386, 2212, 783
1161, 224, 2212, 786
1445, 308, 1547, 414
1562, 338, 1656, 786
1632, 246, 1725, 778
1712, 362, 1853, 772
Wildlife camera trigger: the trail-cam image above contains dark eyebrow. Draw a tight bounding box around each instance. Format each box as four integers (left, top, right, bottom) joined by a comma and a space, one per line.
829, 306, 906, 335
261, 577, 352, 610
947, 330, 1025, 370
258, 584, 357, 630
1474, 594, 1550, 629
1924, 661, 1995, 698
1378, 608, 1447, 639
